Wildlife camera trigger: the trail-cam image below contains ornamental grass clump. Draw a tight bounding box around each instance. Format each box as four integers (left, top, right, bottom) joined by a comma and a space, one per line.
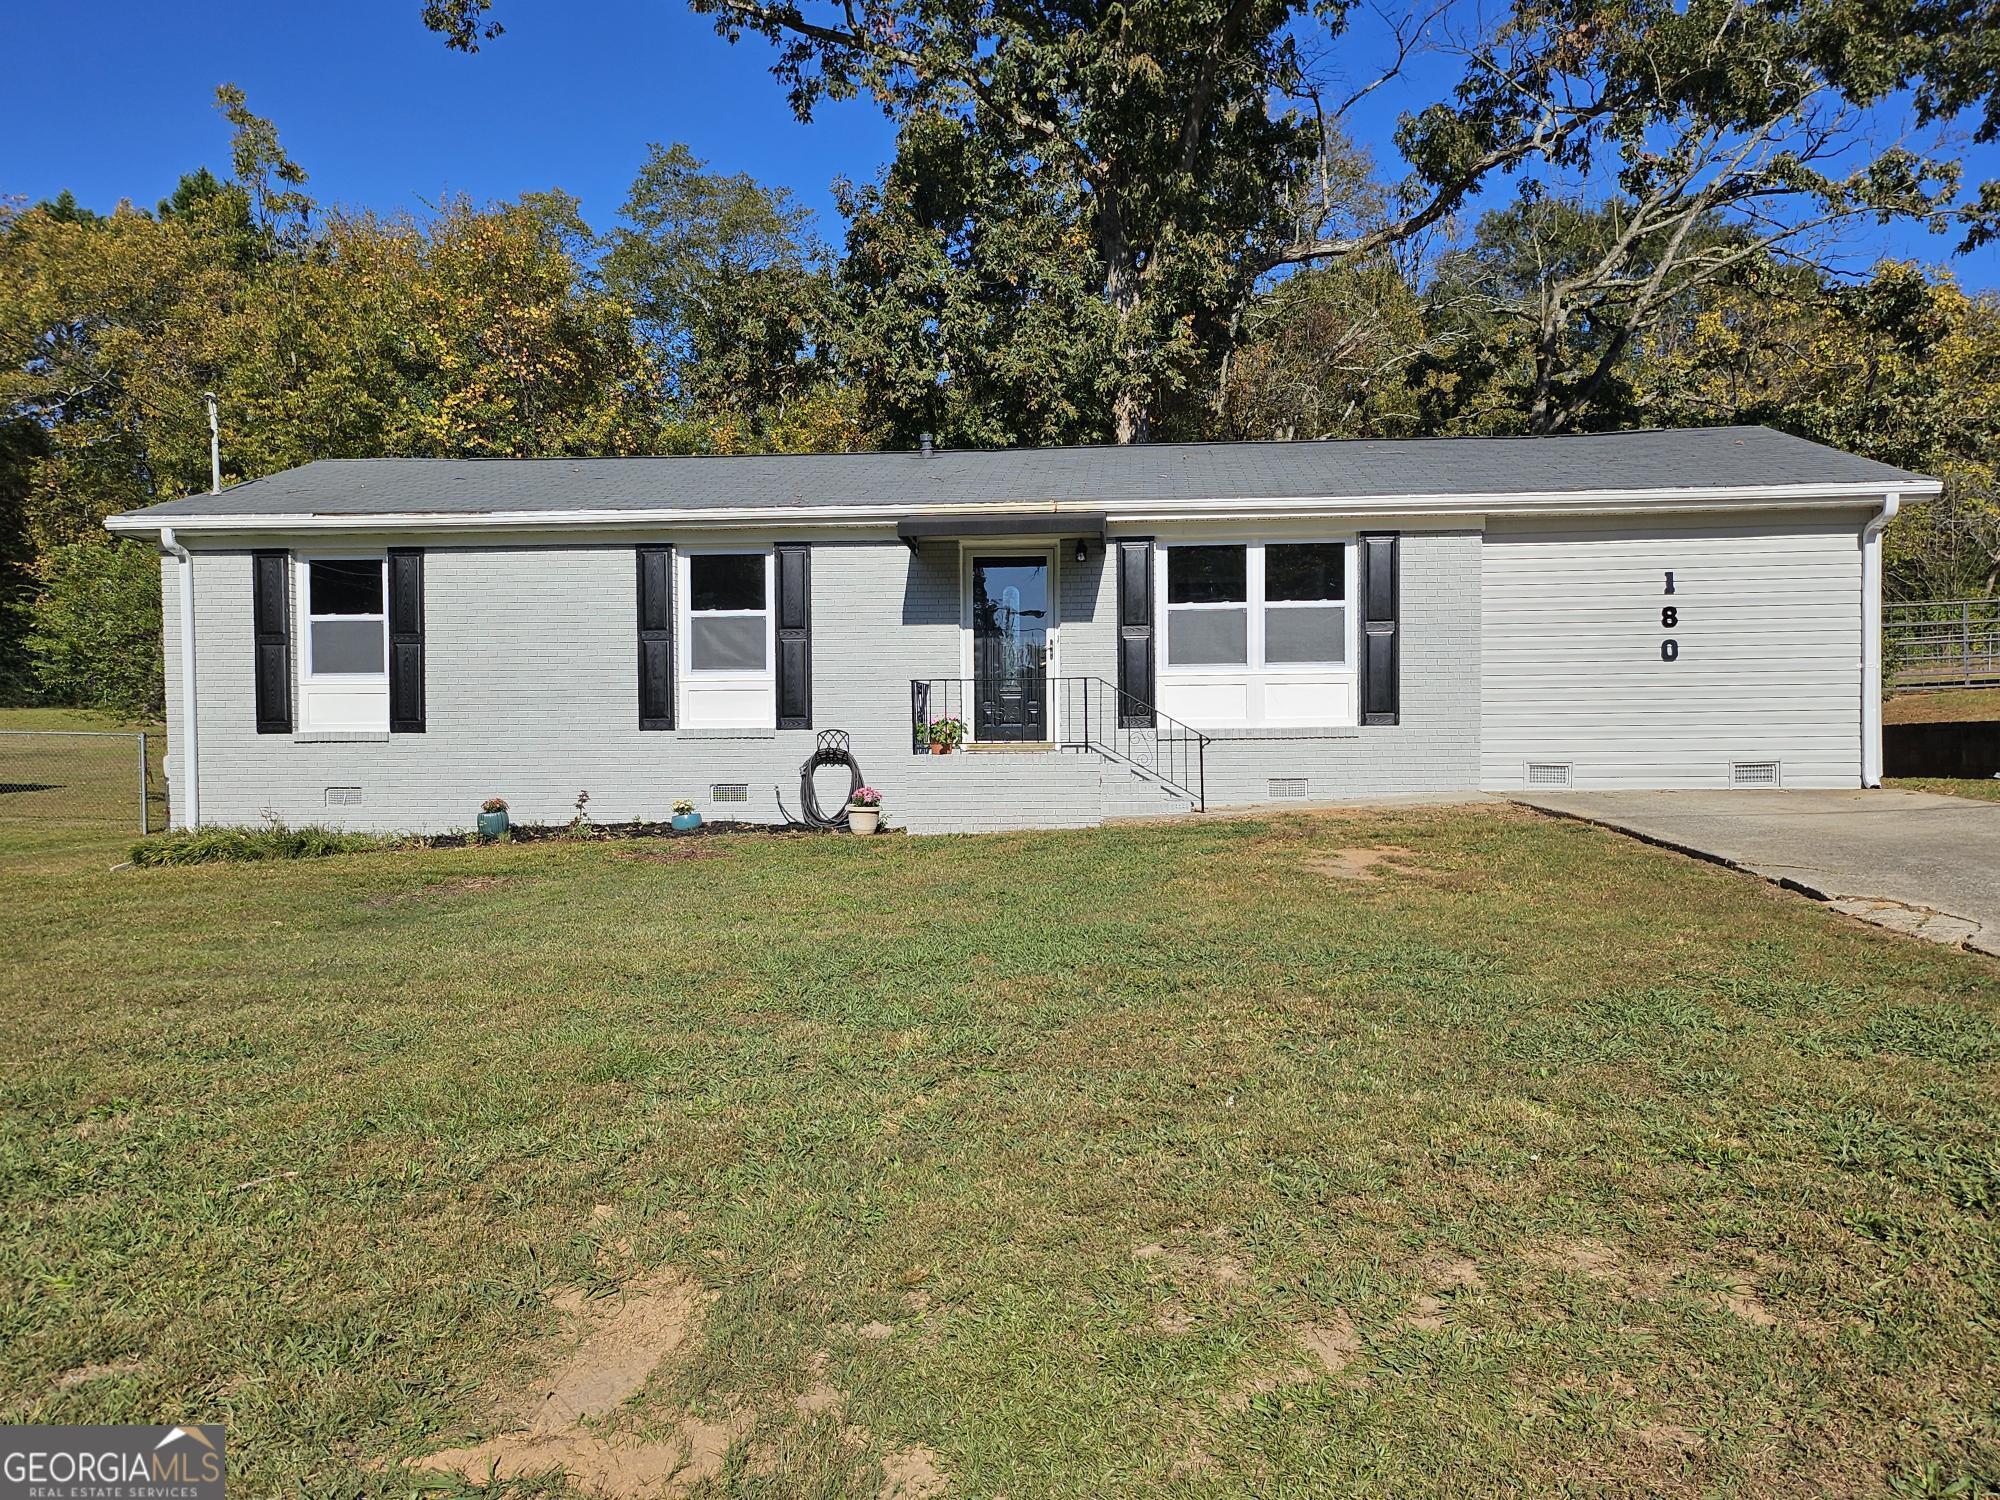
130, 823, 386, 867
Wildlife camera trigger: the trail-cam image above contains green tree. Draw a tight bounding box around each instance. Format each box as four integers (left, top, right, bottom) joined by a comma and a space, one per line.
23, 538, 164, 716
605, 143, 851, 451
1219, 259, 1432, 440
1637, 262, 2000, 599
424, 0, 2000, 446
834, 112, 1116, 448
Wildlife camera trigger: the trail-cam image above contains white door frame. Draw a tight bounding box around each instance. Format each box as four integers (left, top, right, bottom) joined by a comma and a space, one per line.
958, 543, 1061, 743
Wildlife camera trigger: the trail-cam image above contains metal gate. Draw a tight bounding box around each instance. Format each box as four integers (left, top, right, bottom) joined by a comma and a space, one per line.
0, 729, 164, 832
1885, 599, 2000, 689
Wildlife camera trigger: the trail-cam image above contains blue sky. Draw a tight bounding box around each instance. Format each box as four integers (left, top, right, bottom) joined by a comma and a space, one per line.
6, 0, 1997, 288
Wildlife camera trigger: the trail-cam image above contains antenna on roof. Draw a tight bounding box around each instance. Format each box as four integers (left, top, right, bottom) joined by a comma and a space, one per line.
203, 392, 221, 494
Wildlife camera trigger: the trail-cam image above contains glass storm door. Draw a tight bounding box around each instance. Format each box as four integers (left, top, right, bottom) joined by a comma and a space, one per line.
971, 555, 1051, 742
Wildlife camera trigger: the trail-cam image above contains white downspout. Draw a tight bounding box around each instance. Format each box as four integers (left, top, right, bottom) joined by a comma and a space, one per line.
160, 526, 200, 828
1860, 491, 1900, 788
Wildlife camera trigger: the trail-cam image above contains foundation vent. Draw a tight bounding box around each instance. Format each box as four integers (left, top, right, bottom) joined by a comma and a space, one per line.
1730, 760, 1782, 788
323, 786, 363, 807
1524, 762, 1573, 788
1268, 776, 1310, 800
710, 783, 750, 804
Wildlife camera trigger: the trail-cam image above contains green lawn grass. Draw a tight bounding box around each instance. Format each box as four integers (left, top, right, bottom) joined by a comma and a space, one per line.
2, 806, 1996, 1498
1890, 776, 2000, 803
1885, 687, 2000, 725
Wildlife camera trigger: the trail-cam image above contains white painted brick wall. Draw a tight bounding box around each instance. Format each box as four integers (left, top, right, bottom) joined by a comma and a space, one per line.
158, 529, 1484, 835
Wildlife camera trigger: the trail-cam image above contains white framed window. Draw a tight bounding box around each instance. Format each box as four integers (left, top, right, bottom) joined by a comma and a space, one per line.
294, 554, 390, 732
1166, 545, 1250, 666
1157, 539, 1356, 727
678, 548, 775, 728
1262, 542, 1347, 665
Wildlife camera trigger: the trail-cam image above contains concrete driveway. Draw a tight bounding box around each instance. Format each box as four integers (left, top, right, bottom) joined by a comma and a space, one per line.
1516, 788, 2000, 958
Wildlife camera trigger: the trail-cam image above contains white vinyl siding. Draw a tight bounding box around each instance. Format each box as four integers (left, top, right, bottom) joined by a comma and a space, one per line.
1479, 511, 1867, 790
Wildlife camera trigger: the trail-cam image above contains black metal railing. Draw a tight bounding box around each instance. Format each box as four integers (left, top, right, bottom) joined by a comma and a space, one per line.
909, 676, 1209, 810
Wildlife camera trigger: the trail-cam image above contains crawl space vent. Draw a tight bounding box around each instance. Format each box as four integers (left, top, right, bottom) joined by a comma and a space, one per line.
1524, 762, 1573, 788
1731, 760, 1782, 788
710, 783, 750, 804
324, 786, 363, 807
1268, 776, 1309, 800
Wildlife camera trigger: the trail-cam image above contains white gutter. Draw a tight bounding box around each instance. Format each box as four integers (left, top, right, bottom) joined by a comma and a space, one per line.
1860, 492, 1900, 788
159, 527, 200, 828
102, 477, 1944, 538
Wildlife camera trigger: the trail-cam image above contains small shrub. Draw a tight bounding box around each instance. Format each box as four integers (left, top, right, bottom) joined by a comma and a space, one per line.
130, 823, 385, 866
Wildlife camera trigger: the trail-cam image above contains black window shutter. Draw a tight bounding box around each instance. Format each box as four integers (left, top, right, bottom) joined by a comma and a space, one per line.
636, 545, 675, 730
387, 548, 426, 733
1116, 537, 1155, 727
251, 550, 292, 735
1358, 532, 1400, 725
774, 543, 812, 730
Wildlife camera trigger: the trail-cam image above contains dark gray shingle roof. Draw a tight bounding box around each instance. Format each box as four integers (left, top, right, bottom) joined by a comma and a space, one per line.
111, 426, 1930, 523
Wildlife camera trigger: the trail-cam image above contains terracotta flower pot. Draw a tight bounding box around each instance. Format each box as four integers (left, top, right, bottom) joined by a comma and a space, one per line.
930, 740, 951, 755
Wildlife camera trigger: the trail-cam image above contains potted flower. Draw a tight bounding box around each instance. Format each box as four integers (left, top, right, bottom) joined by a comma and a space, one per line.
927, 716, 966, 755
670, 797, 702, 833
477, 797, 509, 840
847, 786, 883, 834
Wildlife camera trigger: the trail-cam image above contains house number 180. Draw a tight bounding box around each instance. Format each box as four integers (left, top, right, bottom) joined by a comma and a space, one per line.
1661, 571, 1679, 661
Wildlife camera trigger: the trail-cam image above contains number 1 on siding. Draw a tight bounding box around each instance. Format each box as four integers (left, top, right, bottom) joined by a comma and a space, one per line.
1664, 570, 1675, 595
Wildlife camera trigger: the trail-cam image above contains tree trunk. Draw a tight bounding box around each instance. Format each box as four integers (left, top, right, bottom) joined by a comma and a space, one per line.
1100, 185, 1149, 445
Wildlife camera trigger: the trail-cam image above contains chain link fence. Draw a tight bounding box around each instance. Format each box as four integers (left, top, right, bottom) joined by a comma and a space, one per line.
0, 730, 167, 832
1886, 598, 2000, 690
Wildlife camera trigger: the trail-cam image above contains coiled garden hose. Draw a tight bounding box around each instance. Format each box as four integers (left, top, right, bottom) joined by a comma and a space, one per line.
794, 729, 865, 831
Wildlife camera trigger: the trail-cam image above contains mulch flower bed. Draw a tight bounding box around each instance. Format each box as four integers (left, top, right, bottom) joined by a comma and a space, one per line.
423, 818, 796, 848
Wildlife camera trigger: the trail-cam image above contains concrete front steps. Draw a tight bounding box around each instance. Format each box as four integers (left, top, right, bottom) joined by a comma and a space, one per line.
895, 745, 1200, 834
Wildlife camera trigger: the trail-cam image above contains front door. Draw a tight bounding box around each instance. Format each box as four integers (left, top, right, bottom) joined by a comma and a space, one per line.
971, 554, 1051, 742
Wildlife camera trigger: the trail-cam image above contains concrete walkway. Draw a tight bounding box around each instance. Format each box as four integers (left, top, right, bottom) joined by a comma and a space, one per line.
1516, 788, 2000, 958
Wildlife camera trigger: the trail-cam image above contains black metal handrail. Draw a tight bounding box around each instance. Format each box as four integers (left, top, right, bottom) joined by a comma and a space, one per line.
909, 676, 1209, 811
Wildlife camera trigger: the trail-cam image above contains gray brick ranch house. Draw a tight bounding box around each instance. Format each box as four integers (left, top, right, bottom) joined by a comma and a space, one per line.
105, 426, 1935, 836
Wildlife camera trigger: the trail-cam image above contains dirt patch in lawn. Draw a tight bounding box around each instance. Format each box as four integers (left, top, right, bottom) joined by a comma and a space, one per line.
879, 1447, 949, 1498
1716, 1282, 1778, 1326
1297, 1314, 1362, 1374
413, 1269, 738, 1499
364, 875, 514, 906
1397, 1257, 1486, 1332
1527, 1237, 1624, 1279
1304, 846, 1422, 881
1222, 1313, 1364, 1409
53, 1359, 144, 1389
612, 843, 731, 865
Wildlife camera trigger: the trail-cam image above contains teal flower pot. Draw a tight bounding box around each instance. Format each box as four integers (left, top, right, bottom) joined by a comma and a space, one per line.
476, 809, 509, 840
671, 811, 702, 832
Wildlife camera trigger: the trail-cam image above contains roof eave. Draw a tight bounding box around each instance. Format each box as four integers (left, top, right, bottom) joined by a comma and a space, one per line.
102, 477, 1939, 538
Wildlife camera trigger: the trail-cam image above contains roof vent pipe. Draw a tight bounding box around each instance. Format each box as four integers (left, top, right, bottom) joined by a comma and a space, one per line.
919, 431, 934, 458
